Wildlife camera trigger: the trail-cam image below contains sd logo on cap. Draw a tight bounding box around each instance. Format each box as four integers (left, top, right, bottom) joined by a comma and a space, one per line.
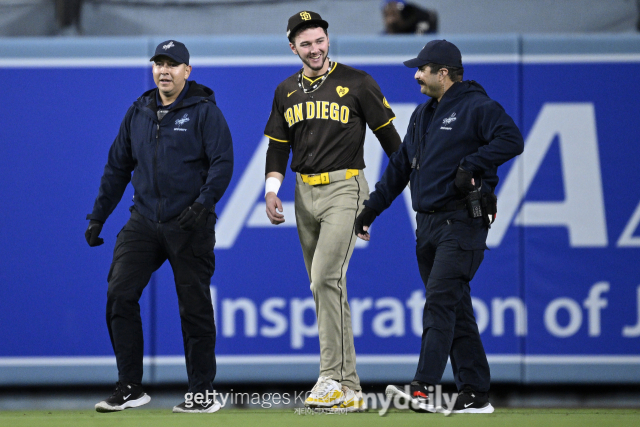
286, 11, 329, 41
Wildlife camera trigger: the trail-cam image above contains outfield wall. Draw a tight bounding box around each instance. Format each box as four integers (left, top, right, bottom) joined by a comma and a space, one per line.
1, 34, 639, 386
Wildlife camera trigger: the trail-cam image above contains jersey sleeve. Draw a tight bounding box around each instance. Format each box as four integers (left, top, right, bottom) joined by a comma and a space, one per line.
358, 74, 397, 132
263, 89, 290, 143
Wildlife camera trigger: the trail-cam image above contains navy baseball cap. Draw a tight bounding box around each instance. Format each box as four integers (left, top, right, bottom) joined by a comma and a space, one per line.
150, 40, 190, 65
403, 39, 462, 68
287, 11, 329, 41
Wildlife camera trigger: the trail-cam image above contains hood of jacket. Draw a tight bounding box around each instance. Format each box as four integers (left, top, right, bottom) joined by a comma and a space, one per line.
426, 80, 488, 108
134, 80, 216, 117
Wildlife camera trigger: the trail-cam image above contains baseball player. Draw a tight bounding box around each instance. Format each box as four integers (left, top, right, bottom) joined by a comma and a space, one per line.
263, 11, 402, 412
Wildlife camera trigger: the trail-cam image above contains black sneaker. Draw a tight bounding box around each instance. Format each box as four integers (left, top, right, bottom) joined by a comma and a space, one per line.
173, 397, 221, 413
452, 387, 494, 413
95, 382, 150, 412
385, 381, 436, 413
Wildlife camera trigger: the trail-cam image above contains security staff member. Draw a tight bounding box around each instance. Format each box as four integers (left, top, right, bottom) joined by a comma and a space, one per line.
355, 40, 524, 414
263, 11, 402, 411
85, 40, 233, 414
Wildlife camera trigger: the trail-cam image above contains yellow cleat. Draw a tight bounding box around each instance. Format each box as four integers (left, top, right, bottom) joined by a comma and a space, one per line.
304, 376, 345, 408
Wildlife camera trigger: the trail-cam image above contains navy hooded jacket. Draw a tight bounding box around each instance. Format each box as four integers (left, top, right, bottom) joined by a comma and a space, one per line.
87, 81, 234, 223
365, 80, 523, 215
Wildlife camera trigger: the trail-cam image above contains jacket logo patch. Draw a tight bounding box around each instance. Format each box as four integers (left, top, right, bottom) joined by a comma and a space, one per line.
441, 112, 456, 130
336, 86, 349, 97
383, 97, 391, 109
442, 112, 456, 125
174, 113, 189, 131
163, 41, 175, 50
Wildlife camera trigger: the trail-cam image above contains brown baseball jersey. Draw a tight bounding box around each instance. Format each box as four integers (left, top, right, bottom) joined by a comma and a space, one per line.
264, 62, 396, 174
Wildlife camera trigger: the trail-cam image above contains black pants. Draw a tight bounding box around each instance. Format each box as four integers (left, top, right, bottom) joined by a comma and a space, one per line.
106, 207, 217, 393
413, 209, 491, 393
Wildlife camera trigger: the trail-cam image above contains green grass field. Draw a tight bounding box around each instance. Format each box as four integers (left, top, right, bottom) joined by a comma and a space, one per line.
1, 409, 639, 427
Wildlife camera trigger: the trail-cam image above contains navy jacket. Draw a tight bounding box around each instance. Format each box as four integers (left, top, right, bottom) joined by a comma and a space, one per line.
365, 80, 523, 215
87, 81, 234, 223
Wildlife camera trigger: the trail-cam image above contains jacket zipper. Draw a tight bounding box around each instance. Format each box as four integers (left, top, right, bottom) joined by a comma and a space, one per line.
412, 107, 430, 211
417, 103, 439, 212
150, 98, 205, 222
154, 123, 162, 222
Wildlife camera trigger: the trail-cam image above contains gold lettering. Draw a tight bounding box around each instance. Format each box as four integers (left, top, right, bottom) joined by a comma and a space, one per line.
330, 102, 339, 121
321, 101, 329, 119
285, 108, 294, 127
316, 101, 322, 118
293, 103, 304, 123
306, 101, 315, 119
340, 105, 350, 123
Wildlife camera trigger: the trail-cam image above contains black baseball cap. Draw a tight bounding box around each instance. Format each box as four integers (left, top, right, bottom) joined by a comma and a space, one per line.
150, 40, 190, 65
403, 39, 462, 68
287, 11, 329, 41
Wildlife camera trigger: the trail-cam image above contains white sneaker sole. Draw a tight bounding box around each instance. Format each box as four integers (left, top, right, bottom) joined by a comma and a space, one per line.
95, 393, 151, 412
385, 384, 436, 413
172, 402, 222, 413
452, 403, 495, 414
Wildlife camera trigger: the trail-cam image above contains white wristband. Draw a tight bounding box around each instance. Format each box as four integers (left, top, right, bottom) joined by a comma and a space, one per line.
265, 177, 282, 196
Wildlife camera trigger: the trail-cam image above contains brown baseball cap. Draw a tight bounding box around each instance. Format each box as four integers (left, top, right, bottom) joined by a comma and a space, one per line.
287, 11, 329, 41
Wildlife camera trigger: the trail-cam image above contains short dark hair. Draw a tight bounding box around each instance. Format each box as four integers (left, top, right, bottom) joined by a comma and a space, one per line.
427, 63, 464, 82
289, 23, 329, 44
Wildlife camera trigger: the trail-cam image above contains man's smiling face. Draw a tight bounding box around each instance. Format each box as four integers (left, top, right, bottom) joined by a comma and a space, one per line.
290, 26, 330, 75
152, 56, 191, 99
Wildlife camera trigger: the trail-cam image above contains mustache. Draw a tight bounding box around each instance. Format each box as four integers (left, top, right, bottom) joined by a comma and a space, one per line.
416, 79, 425, 86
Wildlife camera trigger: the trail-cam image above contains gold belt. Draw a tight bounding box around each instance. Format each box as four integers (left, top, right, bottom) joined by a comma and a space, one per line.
300, 169, 359, 186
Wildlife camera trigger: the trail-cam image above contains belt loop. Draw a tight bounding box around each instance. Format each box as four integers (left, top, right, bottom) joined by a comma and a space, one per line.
321, 173, 330, 184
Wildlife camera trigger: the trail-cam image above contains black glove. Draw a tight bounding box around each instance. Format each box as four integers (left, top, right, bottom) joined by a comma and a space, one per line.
85, 220, 104, 247
354, 206, 378, 237
177, 202, 208, 230
454, 166, 475, 194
